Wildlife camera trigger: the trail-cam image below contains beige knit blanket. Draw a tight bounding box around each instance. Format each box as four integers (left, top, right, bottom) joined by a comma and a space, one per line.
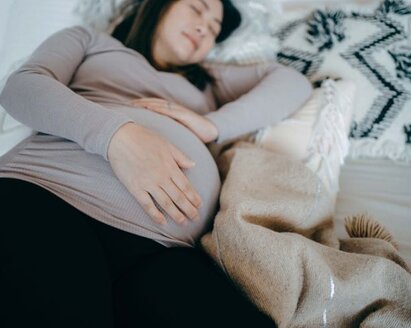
201, 142, 411, 328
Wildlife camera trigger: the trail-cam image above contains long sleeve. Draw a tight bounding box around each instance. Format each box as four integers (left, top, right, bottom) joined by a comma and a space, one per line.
203, 61, 313, 143
0, 26, 133, 160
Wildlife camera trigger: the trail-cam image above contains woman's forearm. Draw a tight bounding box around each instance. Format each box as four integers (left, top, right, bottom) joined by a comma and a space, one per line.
205, 62, 313, 144
0, 71, 132, 160
0, 26, 132, 160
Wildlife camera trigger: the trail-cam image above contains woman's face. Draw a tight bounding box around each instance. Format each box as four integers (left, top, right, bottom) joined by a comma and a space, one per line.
153, 0, 223, 68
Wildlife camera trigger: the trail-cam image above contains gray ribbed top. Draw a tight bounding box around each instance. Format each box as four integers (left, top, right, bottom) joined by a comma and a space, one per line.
0, 26, 312, 247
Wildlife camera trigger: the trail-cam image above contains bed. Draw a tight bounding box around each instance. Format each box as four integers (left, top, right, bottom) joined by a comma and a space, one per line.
0, 0, 411, 326
0, 0, 410, 322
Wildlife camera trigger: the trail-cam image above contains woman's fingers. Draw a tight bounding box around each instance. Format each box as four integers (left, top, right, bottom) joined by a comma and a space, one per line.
134, 191, 167, 225
169, 143, 196, 169
168, 145, 202, 208
107, 122, 202, 226
149, 188, 189, 225
171, 170, 203, 209
130, 98, 167, 110
130, 98, 183, 120
160, 181, 200, 221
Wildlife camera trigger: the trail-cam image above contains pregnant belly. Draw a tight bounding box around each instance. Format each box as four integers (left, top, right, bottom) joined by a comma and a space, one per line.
0, 111, 221, 246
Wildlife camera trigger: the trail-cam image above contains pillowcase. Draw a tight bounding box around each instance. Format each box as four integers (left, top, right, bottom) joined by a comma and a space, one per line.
205, 0, 365, 64
270, 0, 411, 163
73, 0, 130, 32
206, 0, 283, 64
254, 79, 357, 197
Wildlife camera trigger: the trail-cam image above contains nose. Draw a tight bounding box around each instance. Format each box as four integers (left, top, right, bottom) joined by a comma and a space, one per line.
195, 25, 207, 37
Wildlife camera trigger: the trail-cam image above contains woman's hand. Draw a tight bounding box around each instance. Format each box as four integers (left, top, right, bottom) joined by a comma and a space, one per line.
107, 122, 203, 226
129, 98, 218, 143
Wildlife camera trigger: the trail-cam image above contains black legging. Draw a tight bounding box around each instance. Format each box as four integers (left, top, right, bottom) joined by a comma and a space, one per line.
0, 178, 274, 327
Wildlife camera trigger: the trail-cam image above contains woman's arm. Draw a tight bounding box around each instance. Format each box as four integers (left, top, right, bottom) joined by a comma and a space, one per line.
0, 25, 132, 160
0, 26, 202, 224
202, 61, 313, 144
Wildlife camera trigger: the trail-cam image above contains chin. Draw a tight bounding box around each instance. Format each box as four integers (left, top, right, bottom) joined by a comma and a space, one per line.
174, 44, 204, 65
174, 52, 195, 66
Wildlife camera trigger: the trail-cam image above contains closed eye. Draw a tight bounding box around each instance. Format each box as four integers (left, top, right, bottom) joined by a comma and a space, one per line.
190, 5, 219, 36
190, 5, 201, 15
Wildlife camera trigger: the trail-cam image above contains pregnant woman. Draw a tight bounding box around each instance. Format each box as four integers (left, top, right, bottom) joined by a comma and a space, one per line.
0, 0, 312, 327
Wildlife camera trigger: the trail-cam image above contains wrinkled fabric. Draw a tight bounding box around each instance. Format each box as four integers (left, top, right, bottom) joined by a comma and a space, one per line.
201, 141, 411, 328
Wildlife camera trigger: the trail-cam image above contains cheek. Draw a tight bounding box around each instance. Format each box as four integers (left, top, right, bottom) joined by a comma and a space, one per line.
198, 39, 215, 57
167, 7, 193, 32
160, 12, 185, 42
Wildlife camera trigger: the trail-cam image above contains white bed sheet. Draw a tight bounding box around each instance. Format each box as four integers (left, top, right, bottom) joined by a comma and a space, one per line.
335, 158, 411, 267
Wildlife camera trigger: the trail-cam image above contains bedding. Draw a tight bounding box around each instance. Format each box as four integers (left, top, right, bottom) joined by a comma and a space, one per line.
271, 0, 411, 163
210, 0, 411, 163
74, 0, 128, 32
201, 141, 411, 327
209, 0, 411, 266
254, 78, 356, 196
267, 0, 411, 267
335, 157, 411, 266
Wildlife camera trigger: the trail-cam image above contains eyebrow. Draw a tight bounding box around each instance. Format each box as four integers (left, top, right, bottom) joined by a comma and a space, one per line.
197, 0, 222, 25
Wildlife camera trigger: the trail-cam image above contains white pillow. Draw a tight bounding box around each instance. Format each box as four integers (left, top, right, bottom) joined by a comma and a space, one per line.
73, 0, 128, 32
205, 0, 377, 65
254, 79, 357, 197
206, 0, 283, 64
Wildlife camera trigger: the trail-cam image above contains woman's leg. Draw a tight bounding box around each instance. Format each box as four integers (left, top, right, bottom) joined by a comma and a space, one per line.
80, 196, 274, 327
0, 178, 114, 328
81, 206, 274, 327
85, 218, 166, 284
112, 247, 275, 328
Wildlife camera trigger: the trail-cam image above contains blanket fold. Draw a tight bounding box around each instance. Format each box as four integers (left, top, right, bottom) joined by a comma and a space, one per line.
201, 142, 411, 328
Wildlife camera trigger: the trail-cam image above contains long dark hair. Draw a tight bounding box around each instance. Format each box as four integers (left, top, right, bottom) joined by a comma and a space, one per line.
111, 0, 241, 91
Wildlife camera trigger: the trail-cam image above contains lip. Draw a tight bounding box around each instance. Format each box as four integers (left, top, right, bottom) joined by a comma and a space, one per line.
182, 32, 198, 50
